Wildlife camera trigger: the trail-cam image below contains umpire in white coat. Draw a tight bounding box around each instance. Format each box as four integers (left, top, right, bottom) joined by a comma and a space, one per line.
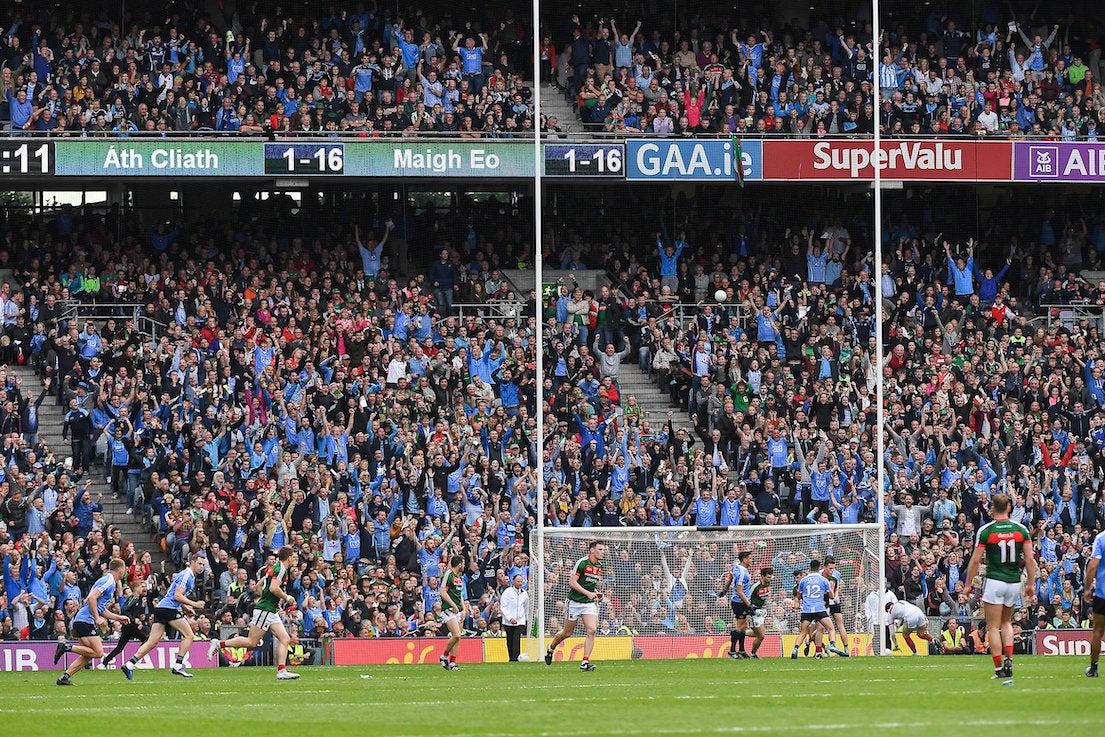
500, 574, 530, 662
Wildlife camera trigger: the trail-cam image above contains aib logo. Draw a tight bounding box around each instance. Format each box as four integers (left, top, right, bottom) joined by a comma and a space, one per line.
1028, 146, 1059, 178
385, 641, 440, 664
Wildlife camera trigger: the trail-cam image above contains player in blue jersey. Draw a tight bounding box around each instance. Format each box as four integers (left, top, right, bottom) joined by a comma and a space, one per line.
717, 550, 753, 659
1085, 529, 1105, 677
54, 558, 130, 685
121, 553, 206, 680
792, 560, 835, 659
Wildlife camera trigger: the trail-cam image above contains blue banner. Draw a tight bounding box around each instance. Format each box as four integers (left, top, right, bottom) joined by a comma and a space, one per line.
625, 139, 762, 181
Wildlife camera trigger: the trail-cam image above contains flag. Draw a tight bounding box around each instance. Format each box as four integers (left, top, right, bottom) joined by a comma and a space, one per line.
732, 136, 745, 188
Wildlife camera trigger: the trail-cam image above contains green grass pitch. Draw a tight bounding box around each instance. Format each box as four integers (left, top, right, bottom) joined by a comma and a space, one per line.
0, 658, 1097, 736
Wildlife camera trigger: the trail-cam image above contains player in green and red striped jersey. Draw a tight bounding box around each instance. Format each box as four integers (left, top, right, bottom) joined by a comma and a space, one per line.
746, 567, 774, 658
209, 546, 301, 680
545, 540, 606, 672
965, 494, 1036, 680
439, 555, 468, 670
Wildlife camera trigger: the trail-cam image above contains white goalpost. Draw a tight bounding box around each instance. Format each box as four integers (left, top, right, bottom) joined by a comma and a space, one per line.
529, 524, 889, 661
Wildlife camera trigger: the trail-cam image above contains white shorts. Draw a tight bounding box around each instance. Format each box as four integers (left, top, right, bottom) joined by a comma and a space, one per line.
981, 578, 1023, 608
903, 614, 928, 630
250, 608, 281, 632
567, 601, 598, 621
443, 611, 462, 626
750, 610, 766, 629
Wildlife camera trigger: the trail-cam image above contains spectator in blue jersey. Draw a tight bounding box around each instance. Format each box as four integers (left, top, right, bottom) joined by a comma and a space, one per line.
944, 237, 976, 297
973, 251, 1014, 305
453, 31, 489, 94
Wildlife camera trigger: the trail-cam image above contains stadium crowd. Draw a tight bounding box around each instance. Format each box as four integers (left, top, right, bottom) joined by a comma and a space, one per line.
0, 195, 546, 652
0, 4, 533, 136
537, 185, 1105, 643
545, 4, 1105, 139
0, 181, 1104, 648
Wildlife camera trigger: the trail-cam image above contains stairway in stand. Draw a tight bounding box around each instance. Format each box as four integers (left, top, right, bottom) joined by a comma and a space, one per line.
616, 366, 696, 440
7, 364, 168, 566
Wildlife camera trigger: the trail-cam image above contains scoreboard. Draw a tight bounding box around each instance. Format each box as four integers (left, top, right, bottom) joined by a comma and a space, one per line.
0, 137, 1059, 183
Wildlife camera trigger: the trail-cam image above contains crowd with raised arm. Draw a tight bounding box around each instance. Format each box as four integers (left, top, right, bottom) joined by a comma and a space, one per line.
542, 3, 1105, 139
0, 4, 532, 136
0, 193, 545, 648
537, 186, 1105, 643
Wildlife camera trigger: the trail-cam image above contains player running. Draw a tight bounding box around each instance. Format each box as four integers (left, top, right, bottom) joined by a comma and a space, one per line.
54, 558, 131, 686
1083, 529, 1105, 677
746, 566, 774, 658
717, 551, 754, 659
965, 493, 1036, 681
822, 556, 850, 656
545, 540, 606, 672
122, 553, 206, 679
885, 599, 934, 656
792, 560, 835, 659
439, 555, 467, 671
208, 546, 301, 680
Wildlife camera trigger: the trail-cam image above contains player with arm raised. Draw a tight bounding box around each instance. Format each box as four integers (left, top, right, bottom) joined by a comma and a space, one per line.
1083, 529, 1105, 677
122, 552, 206, 679
746, 566, 774, 658
208, 546, 301, 680
884, 598, 933, 656
717, 550, 754, 659
438, 555, 467, 670
545, 540, 606, 672
965, 493, 1036, 681
792, 560, 835, 659
821, 556, 849, 656
54, 558, 130, 686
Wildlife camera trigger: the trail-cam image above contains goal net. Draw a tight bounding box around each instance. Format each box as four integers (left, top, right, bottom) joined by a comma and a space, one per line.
526, 524, 888, 661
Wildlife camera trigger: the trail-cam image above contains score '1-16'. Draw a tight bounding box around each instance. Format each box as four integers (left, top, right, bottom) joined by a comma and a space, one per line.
282, 146, 344, 172
564, 147, 622, 173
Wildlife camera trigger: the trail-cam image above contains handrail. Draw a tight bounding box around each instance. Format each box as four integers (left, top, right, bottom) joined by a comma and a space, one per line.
55, 300, 160, 340
638, 300, 751, 329
1038, 303, 1105, 330
453, 300, 525, 321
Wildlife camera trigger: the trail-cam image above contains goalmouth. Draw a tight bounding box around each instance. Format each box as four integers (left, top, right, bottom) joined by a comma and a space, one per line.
527, 524, 890, 661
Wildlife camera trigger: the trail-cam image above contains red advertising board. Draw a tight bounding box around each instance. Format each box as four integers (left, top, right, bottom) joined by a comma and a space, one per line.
331, 637, 483, 665
762, 139, 1012, 181
633, 634, 783, 659
1035, 629, 1105, 656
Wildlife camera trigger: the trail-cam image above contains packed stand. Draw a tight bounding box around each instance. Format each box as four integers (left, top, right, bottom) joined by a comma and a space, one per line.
541, 4, 1105, 139
0, 198, 542, 650
537, 187, 1105, 642
0, 4, 533, 136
